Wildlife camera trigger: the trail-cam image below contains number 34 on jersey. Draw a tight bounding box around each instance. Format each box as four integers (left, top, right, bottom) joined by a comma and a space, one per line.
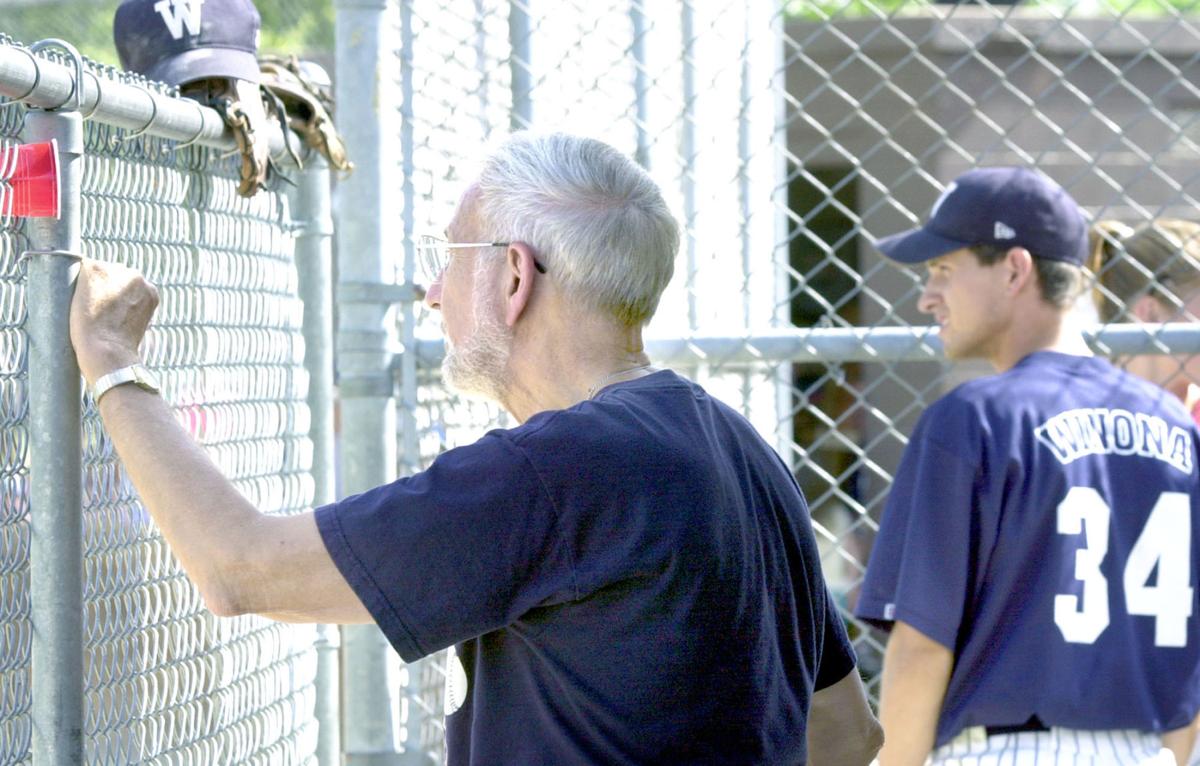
1055, 487, 1193, 648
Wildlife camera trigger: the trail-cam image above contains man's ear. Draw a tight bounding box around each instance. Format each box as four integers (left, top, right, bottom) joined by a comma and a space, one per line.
503, 243, 539, 327
1005, 246, 1035, 295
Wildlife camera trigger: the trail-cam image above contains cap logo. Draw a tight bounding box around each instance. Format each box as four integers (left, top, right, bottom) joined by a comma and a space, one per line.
153, 0, 204, 40
994, 221, 1016, 240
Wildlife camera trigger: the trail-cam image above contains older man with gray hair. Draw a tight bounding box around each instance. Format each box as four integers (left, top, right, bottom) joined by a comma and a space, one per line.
70, 132, 881, 765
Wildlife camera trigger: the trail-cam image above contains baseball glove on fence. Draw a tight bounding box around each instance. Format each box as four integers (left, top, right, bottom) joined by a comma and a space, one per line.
180, 76, 273, 197
259, 55, 353, 175
179, 57, 352, 198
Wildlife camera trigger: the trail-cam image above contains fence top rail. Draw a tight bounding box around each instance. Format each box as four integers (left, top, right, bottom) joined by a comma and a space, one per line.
403, 324, 1200, 367
0, 40, 296, 159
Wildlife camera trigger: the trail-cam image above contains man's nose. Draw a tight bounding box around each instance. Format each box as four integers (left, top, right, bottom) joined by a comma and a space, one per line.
424, 274, 443, 311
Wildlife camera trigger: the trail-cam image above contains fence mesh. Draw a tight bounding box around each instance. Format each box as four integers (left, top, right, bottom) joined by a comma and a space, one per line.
393, 2, 1200, 753
0, 56, 31, 766
0, 43, 319, 764
8, 0, 1200, 762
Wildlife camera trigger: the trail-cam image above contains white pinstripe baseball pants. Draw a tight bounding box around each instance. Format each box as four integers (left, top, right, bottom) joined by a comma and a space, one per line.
929, 727, 1174, 765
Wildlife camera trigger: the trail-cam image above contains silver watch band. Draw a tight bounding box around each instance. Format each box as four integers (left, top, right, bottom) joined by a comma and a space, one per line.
91, 364, 160, 403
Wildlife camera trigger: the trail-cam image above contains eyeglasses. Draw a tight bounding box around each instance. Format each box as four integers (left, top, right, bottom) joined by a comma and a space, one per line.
415, 235, 547, 282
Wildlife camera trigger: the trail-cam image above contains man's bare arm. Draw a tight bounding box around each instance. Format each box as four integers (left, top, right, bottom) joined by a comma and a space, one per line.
71, 258, 371, 624
97, 385, 371, 623
806, 667, 883, 766
877, 621, 953, 766
1161, 715, 1198, 766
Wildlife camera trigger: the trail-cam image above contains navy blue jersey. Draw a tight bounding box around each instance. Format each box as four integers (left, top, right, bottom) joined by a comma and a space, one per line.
856, 351, 1200, 746
317, 370, 856, 765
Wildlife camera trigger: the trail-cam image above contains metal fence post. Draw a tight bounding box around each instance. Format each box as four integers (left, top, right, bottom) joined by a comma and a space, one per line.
509, 0, 532, 130
23, 99, 84, 765
288, 155, 340, 766
394, 3, 434, 758
335, 0, 404, 763
680, 0, 697, 332
630, 0, 649, 170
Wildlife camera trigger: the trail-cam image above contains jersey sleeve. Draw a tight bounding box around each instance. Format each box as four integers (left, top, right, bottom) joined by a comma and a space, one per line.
853, 400, 982, 650
814, 587, 857, 691
315, 433, 577, 662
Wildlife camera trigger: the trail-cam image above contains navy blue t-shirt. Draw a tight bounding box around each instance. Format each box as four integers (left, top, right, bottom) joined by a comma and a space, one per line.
857, 352, 1200, 746
317, 370, 855, 765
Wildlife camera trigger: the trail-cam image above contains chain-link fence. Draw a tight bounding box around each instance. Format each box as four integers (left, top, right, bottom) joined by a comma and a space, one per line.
0, 51, 31, 765
8, 1, 1200, 763
374, 4, 1200, 758
0, 37, 323, 764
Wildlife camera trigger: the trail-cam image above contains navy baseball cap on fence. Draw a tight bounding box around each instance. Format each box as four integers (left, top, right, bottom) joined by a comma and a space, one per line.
875, 167, 1089, 266
114, 0, 262, 86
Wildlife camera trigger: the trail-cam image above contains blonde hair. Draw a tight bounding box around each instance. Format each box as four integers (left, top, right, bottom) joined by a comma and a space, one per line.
1089, 218, 1200, 322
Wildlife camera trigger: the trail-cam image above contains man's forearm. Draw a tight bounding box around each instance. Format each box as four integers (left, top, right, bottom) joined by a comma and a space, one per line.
69, 258, 370, 623
97, 383, 264, 615
1162, 717, 1198, 766
807, 667, 884, 766
877, 621, 954, 766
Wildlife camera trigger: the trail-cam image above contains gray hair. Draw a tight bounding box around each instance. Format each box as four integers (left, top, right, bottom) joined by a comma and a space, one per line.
474, 133, 679, 327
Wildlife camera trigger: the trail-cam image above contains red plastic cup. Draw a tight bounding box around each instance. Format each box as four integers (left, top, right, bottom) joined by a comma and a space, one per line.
0, 139, 60, 219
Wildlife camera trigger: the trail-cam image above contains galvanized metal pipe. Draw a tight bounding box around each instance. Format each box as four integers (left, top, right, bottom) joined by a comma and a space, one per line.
334, 0, 404, 762
680, 1, 698, 331
0, 41, 294, 158
24, 107, 84, 765
1082, 323, 1200, 355
397, 0, 420, 488
764, 5, 795, 464
288, 156, 340, 766
630, 0, 649, 169
509, 0, 533, 130
395, 2, 431, 761
737, 9, 752, 330
407, 323, 1200, 367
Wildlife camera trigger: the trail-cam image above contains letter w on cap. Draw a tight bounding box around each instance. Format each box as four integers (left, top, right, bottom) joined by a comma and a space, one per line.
154, 0, 204, 40
994, 221, 1017, 240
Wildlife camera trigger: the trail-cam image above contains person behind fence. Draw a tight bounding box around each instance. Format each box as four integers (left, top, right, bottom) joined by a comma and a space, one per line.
1091, 219, 1200, 426
853, 167, 1200, 766
68, 132, 883, 765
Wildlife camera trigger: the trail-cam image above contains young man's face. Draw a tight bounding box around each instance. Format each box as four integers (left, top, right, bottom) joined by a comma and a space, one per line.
917, 247, 1011, 363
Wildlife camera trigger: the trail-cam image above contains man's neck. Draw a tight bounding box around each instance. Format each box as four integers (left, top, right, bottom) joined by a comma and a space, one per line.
499, 314, 652, 422
989, 303, 1092, 372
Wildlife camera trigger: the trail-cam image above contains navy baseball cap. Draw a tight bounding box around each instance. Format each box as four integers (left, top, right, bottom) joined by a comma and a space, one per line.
875, 167, 1089, 266
114, 0, 262, 86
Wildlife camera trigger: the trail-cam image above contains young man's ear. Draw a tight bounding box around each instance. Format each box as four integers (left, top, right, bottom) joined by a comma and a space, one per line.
503, 243, 540, 327
1004, 246, 1036, 294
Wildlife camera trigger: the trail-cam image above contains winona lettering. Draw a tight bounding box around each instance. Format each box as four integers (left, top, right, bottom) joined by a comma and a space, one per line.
1035, 408, 1192, 475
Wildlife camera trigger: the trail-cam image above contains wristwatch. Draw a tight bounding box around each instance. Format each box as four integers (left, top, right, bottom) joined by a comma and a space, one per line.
91, 364, 161, 403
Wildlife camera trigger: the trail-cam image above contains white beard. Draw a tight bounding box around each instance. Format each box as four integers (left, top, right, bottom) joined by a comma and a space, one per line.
442, 288, 513, 403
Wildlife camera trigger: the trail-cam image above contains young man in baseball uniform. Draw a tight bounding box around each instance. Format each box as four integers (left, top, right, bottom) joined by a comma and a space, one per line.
856, 167, 1200, 765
